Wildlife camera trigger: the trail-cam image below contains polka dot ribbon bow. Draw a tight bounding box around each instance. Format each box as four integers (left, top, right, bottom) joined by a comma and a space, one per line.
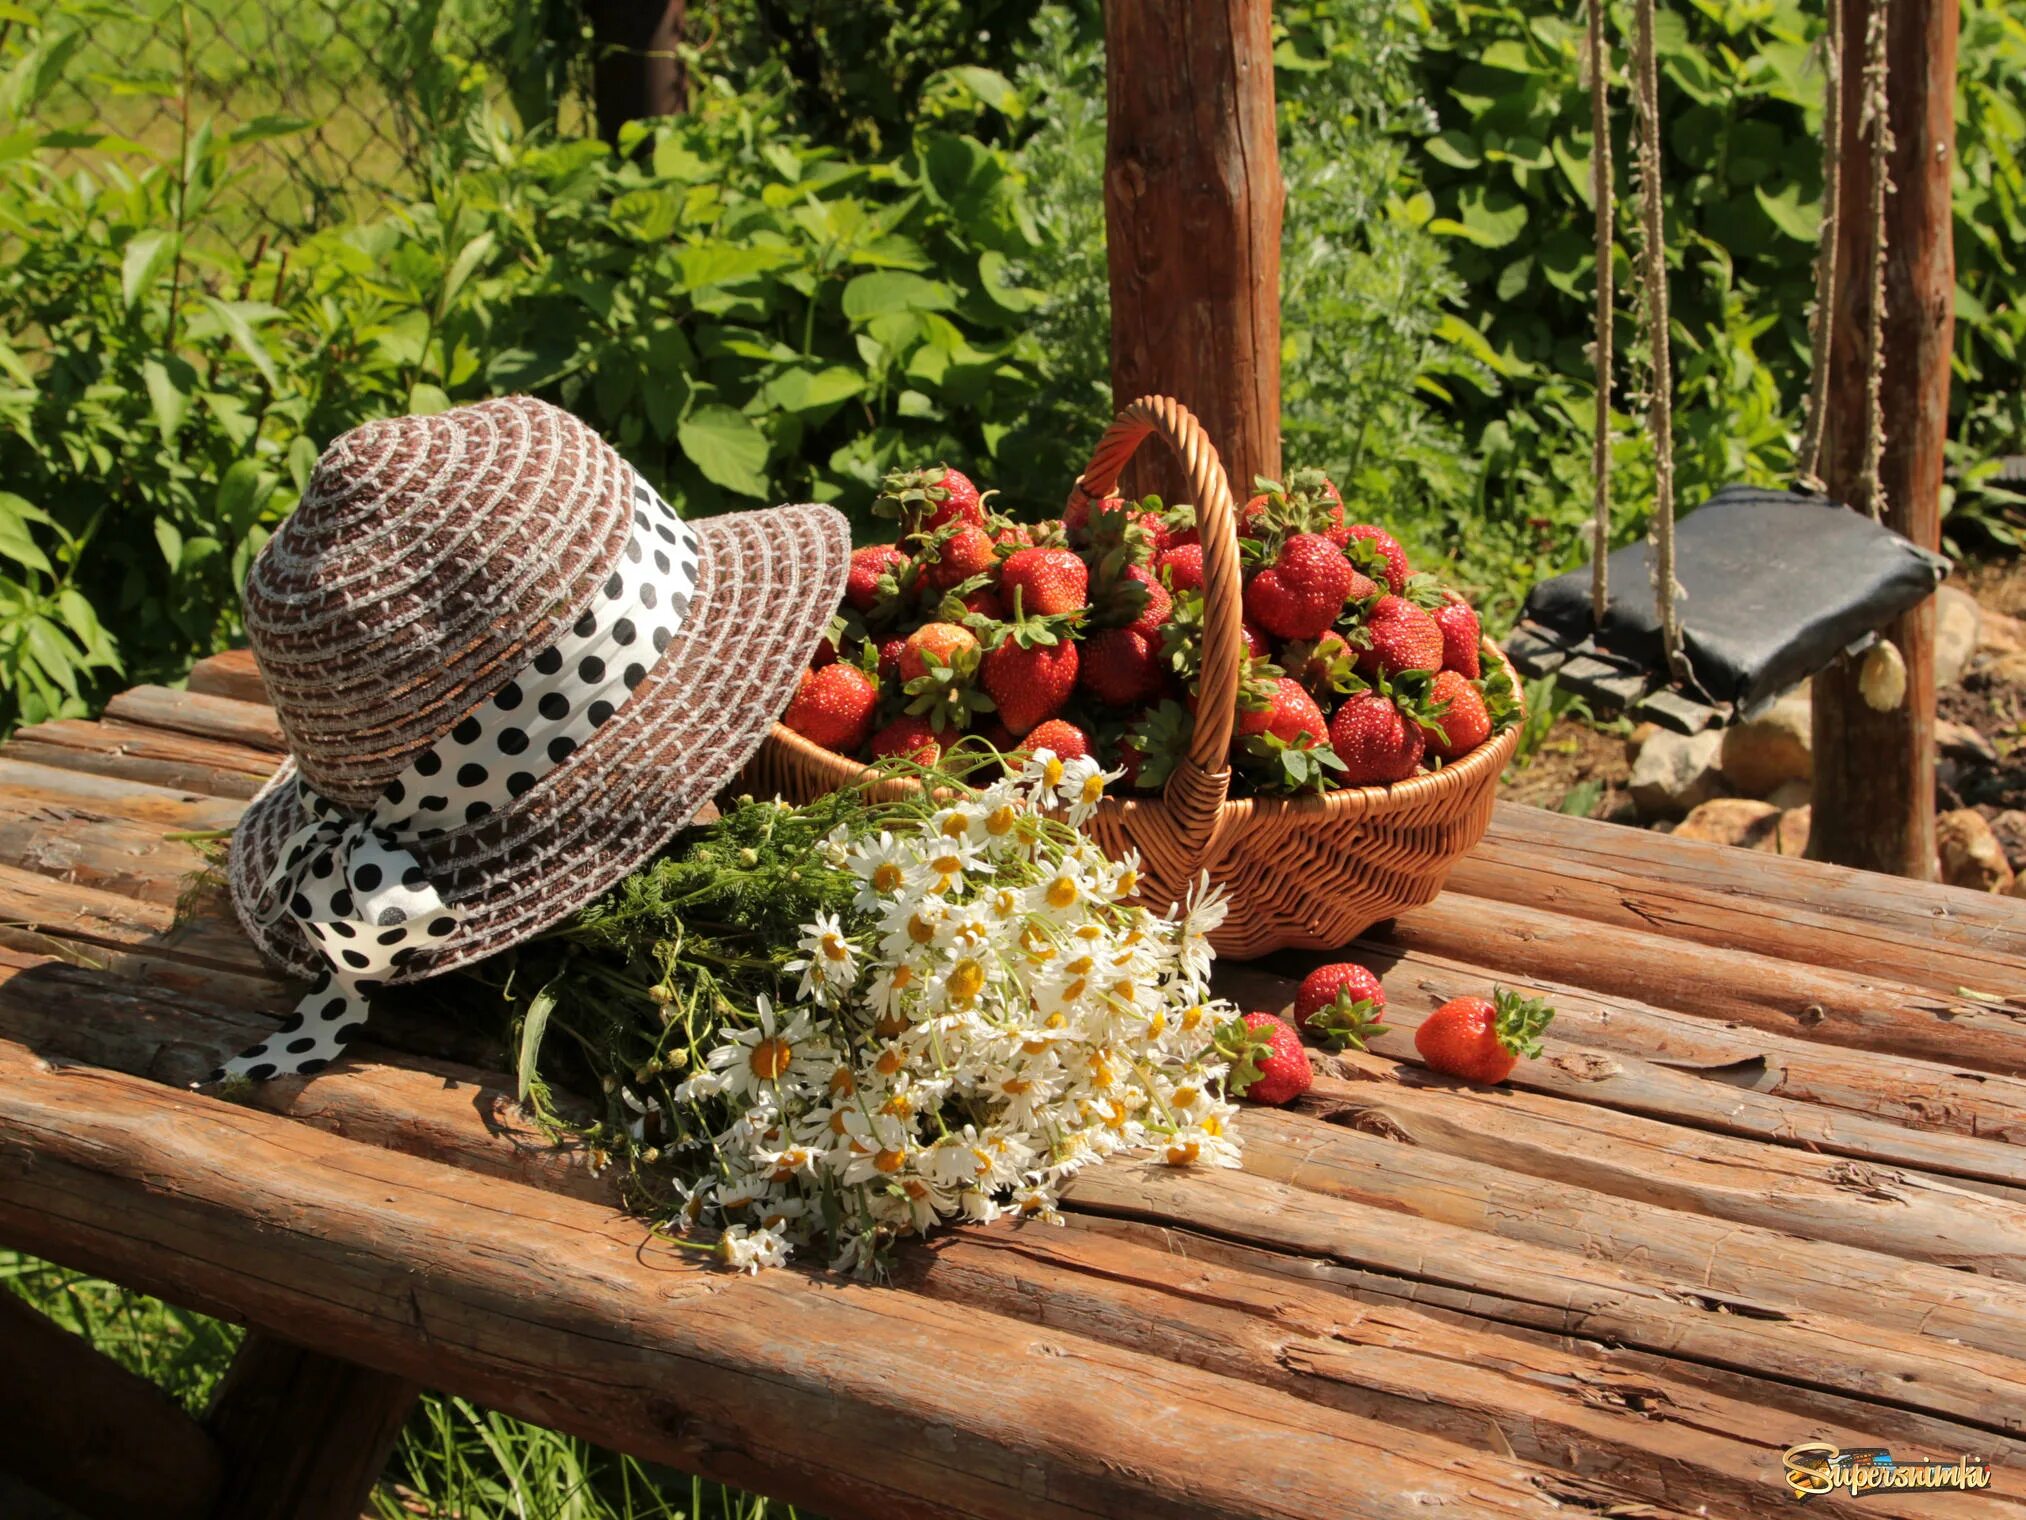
208, 477, 699, 1084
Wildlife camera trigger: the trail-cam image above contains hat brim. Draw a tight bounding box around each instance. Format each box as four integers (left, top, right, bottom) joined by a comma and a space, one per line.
228, 502, 851, 981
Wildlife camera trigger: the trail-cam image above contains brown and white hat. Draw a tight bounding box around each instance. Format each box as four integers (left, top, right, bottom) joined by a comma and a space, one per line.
214, 395, 848, 1082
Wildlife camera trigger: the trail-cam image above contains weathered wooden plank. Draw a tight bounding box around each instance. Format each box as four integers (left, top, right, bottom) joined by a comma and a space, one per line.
0, 1046, 1634, 1520
203, 1330, 417, 1520
0, 864, 270, 985
1219, 959, 2026, 1192
0, 1289, 223, 1520
184, 648, 269, 706
1063, 1162, 2026, 1445
103, 686, 286, 752
1465, 802, 2026, 991
5, 715, 273, 794
1360, 890, 2026, 1076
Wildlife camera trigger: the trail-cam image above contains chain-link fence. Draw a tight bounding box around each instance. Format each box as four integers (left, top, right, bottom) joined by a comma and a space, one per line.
22, 0, 593, 238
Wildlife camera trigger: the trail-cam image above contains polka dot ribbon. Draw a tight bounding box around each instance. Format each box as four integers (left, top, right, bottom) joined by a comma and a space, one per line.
208, 474, 699, 1084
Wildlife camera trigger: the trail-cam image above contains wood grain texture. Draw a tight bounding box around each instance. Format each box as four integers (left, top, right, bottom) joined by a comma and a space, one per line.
183, 648, 269, 705
0, 1289, 223, 1520
103, 685, 286, 751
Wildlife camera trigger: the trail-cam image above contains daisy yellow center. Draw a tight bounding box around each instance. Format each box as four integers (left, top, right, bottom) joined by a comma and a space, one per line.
928, 850, 964, 877
1065, 955, 1094, 977
820, 932, 851, 962
1165, 1141, 1201, 1166
1001, 1077, 1033, 1095
876, 1046, 904, 1075
1203, 1114, 1225, 1137
874, 1147, 907, 1174
991, 888, 1018, 918
1116, 870, 1139, 898
881, 1094, 914, 1119
986, 804, 1017, 836
947, 957, 986, 1007
1045, 1012, 1067, 1029
1043, 757, 1064, 787
872, 862, 905, 892
941, 815, 971, 839
1172, 1084, 1200, 1108
1046, 876, 1078, 910
1181, 1005, 1206, 1031
1079, 773, 1105, 805
748, 1038, 792, 1080
829, 1110, 850, 1135
1146, 1011, 1167, 1038
828, 1067, 857, 1095
907, 913, 937, 945
903, 1178, 930, 1200
891, 964, 914, 989
1061, 977, 1087, 1002
875, 1011, 909, 1038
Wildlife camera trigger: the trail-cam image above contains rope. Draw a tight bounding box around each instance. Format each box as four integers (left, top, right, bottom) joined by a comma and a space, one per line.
1857, 0, 1893, 520
1795, 0, 1842, 491
1632, 0, 1687, 682
1587, 0, 1614, 627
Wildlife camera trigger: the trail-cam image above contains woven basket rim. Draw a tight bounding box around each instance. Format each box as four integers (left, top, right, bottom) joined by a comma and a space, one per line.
756, 640, 1523, 823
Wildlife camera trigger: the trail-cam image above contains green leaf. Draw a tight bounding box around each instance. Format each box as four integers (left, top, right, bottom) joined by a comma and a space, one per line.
225, 115, 310, 145
154, 518, 183, 573
0, 494, 52, 577
516, 980, 558, 1103
1754, 181, 1820, 242
677, 405, 770, 497
1431, 185, 1530, 249
1424, 130, 1482, 170
287, 433, 320, 493
197, 297, 279, 389
408, 382, 451, 415
121, 230, 177, 313
841, 270, 954, 323
976, 250, 1040, 313
939, 65, 1019, 114
765, 366, 863, 415
141, 358, 188, 443
437, 231, 497, 316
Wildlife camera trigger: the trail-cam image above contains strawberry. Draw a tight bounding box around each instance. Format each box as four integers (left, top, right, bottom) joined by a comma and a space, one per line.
876, 634, 907, 682
845, 544, 907, 612
1329, 689, 1426, 785
1217, 1011, 1313, 1105
1433, 600, 1483, 678
1121, 700, 1192, 792
1062, 492, 1125, 547
927, 524, 997, 589
1414, 987, 1555, 1085
1157, 543, 1204, 593
1240, 621, 1271, 659
1123, 565, 1172, 636
991, 520, 1034, 553
782, 664, 877, 754
1135, 510, 1171, 558
1022, 718, 1091, 761
924, 467, 984, 530
962, 585, 1006, 621
1294, 963, 1389, 1050
982, 636, 1079, 735
1346, 524, 1410, 594
810, 634, 837, 669
1246, 533, 1351, 640
1285, 630, 1356, 698
1080, 628, 1165, 706
870, 714, 946, 767
1355, 595, 1443, 678
900, 622, 979, 682
1426, 670, 1491, 760
1000, 547, 1088, 617
1238, 676, 1330, 748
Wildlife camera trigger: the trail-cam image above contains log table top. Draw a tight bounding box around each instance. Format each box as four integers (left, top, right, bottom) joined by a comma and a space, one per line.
4, 648, 2026, 1519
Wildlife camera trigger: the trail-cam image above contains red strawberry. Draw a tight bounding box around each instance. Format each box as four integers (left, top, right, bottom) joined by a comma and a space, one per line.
977, 717, 1018, 754
1079, 628, 1164, 705
1426, 670, 1491, 760
928, 524, 996, 588
1294, 963, 1389, 1050
845, 544, 907, 612
1246, 533, 1351, 640
876, 635, 907, 681
1022, 718, 1091, 761
1123, 565, 1172, 637
1288, 630, 1354, 695
900, 622, 979, 682
1157, 543, 1204, 592
1414, 987, 1554, 1085
1063, 493, 1124, 546
982, 638, 1079, 735
782, 664, 877, 754
1346, 525, 1410, 593
1433, 600, 1483, 678
1243, 570, 1310, 642
870, 714, 946, 766
963, 586, 1006, 621
992, 521, 1034, 553
1135, 510, 1171, 557
1219, 1011, 1313, 1106
1237, 493, 1273, 539
1000, 548, 1089, 617
1240, 621, 1271, 659
924, 467, 984, 530
810, 635, 838, 669
1329, 690, 1425, 785
1238, 676, 1329, 748
1356, 596, 1443, 678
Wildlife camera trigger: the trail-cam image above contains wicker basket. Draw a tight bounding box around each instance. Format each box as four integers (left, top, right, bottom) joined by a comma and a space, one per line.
739, 395, 1522, 958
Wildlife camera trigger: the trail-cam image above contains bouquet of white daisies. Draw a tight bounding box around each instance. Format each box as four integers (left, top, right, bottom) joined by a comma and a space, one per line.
453, 748, 1245, 1275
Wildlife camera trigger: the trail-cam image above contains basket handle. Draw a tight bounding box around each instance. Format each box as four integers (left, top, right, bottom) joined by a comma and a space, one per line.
1065, 395, 1243, 879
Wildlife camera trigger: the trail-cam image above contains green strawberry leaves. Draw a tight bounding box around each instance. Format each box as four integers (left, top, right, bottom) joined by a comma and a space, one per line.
1490, 986, 1555, 1059
1303, 989, 1391, 1051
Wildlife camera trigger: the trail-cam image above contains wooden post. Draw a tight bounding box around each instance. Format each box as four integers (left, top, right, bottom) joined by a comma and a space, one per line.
585, 0, 686, 147
1103, 0, 1282, 500
1807, 0, 1955, 877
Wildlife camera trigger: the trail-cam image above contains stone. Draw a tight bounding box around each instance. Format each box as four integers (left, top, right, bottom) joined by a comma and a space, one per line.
1673, 798, 1780, 850
1936, 720, 1998, 767
1937, 808, 2015, 894
1935, 585, 1982, 688
2011, 873, 2026, 900
1628, 728, 1725, 820
1990, 809, 2026, 873
1626, 722, 1659, 762
1765, 779, 1813, 811
1777, 805, 1811, 857
1976, 651, 2026, 690
1718, 692, 1812, 797
1980, 607, 2024, 657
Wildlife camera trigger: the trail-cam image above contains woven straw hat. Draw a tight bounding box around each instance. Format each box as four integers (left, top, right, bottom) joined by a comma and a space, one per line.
227, 395, 849, 983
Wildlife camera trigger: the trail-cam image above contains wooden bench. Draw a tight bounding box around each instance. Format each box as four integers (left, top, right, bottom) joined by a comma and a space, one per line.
3, 648, 2024, 1518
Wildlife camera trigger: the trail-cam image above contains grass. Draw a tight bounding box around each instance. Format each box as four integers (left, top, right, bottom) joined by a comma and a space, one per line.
1, 1249, 800, 1520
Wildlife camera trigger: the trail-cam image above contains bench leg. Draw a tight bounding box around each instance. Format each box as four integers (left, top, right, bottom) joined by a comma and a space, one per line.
203, 1330, 418, 1520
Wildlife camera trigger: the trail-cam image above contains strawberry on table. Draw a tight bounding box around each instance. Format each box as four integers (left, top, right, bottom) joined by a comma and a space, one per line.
1329, 688, 1426, 785
783, 664, 877, 754
1217, 1011, 1313, 1106
1294, 963, 1389, 1050
1414, 988, 1554, 1085
1433, 599, 1483, 679
1000, 547, 1089, 617
1425, 669, 1491, 761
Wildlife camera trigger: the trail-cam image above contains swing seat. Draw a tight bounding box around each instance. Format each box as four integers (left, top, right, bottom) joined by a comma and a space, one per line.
1506, 484, 1949, 728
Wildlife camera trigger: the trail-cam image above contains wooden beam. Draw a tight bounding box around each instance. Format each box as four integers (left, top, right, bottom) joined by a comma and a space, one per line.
584, 0, 686, 148
1104, 0, 1282, 497
203, 1332, 417, 1520
0, 1289, 222, 1520
1809, 0, 1957, 876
